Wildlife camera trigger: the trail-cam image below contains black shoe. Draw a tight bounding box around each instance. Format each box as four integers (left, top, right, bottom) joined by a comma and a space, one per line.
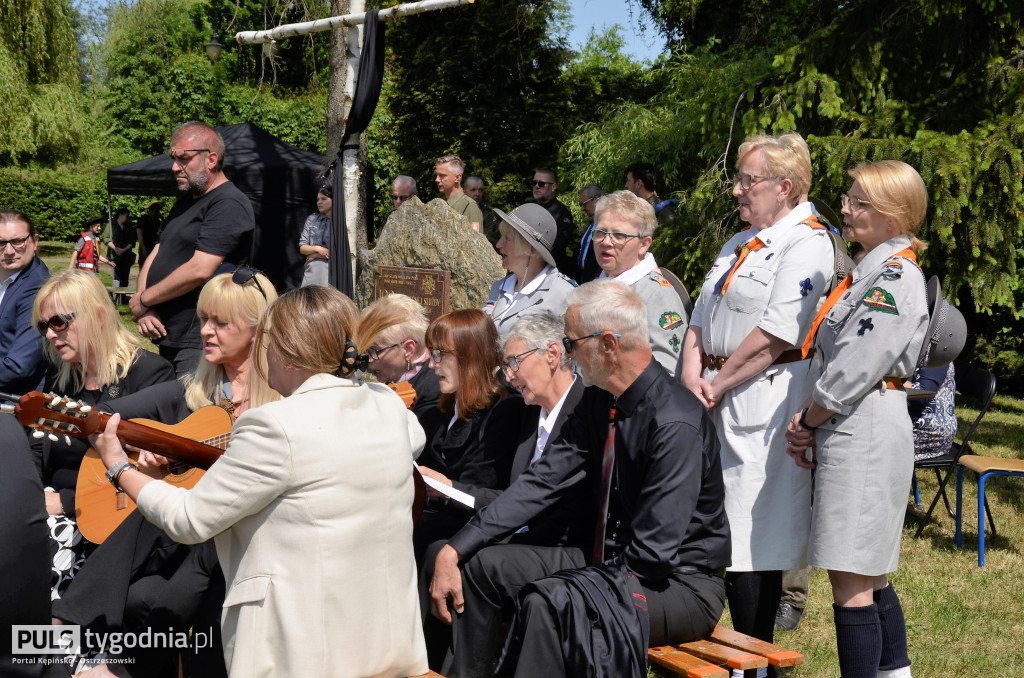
774, 601, 804, 632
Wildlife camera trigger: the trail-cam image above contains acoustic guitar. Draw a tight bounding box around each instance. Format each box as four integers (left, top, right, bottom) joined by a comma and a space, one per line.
7, 384, 426, 542
75, 407, 232, 543
5, 391, 230, 543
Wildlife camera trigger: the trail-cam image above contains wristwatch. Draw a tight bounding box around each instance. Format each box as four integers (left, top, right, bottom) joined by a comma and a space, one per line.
105, 459, 138, 492
799, 408, 818, 431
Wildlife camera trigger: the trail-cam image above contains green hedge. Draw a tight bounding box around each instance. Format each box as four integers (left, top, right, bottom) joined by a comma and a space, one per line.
0, 165, 162, 242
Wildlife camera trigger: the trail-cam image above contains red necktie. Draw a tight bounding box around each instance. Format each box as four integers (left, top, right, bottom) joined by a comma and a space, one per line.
593, 405, 617, 564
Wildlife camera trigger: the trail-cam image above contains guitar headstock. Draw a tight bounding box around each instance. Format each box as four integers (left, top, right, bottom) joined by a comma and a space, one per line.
12, 391, 105, 444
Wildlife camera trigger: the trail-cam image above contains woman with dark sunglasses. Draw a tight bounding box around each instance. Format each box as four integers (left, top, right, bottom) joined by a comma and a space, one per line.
29, 269, 175, 599
51, 270, 278, 677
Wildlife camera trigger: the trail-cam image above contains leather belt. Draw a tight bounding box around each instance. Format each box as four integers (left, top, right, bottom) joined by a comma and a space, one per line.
702, 348, 806, 371
875, 376, 905, 391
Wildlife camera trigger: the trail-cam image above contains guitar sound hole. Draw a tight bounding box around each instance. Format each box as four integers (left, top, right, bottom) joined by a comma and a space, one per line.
167, 461, 194, 476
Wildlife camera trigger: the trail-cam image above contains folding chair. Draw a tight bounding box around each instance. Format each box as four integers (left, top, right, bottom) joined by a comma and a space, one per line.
912, 362, 996, 538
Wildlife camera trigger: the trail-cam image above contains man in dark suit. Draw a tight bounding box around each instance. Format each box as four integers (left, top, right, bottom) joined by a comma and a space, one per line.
421, 311, 591, 673
0, 210, 50, 395
572, 183, 604, 284
430, 281, 730, 678
0, 414, 52, 677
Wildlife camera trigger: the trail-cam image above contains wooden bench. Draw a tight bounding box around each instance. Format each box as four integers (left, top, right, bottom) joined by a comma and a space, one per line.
106, 285, 136, 305
649, 626, 805, 677
412, 626, 804, 678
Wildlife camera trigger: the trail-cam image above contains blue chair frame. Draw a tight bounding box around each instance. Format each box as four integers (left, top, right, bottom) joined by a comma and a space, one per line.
956, 459, 1024, 567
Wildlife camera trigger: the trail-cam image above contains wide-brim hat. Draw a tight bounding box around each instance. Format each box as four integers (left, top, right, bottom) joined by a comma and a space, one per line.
918, 276, 967, 368
493, 203, 558, 269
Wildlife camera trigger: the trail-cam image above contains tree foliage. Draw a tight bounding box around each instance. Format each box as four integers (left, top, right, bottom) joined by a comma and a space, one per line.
565, 0, 1024, 389
95, 0, 328, 157
378, 0, 577, 211
0, 0, 87, 163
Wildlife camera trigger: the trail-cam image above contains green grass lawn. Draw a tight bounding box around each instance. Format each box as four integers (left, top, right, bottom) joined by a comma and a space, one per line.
704, 395, 1024, 678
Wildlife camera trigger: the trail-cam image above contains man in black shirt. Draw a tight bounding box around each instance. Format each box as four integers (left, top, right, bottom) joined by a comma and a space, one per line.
531, 168, 576, 277
107, 208, 137, 287
129, 121, 254, 375
136, 200, 161, 267
429, 279, 731, 677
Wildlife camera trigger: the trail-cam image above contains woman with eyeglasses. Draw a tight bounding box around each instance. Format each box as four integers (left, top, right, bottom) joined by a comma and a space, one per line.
298, 185, 332, 288
414, 308, 525, 559
681, 132, 835, 675
484, 203, 576, 337
357, 293, 447, 443
784, 161, 929, 678
29, 270, 176, 599
90, 285, 429, 678
419, 311, 588, 671
591, 190, 690, 378
52, 269, 278, 677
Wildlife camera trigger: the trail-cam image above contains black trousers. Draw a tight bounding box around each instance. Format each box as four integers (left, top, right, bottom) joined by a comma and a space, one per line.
112, 252, 135, 287
506, 566, 726, 678
437, 543, 726, 678
440, 544, 586, 678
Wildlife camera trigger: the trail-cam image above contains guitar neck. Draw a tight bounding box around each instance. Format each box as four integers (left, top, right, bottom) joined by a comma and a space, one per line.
111, 415, 224, 470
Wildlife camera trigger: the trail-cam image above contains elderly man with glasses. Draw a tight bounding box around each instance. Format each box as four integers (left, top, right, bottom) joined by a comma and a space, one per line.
592, 190, 690, 378
0, 209, 49, 394
129, 120, 255, 376
428, 281, 730, 678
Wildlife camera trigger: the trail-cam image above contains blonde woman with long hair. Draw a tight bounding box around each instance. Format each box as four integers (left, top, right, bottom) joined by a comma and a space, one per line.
52, 268, 280, 675
31, 269, 176, 598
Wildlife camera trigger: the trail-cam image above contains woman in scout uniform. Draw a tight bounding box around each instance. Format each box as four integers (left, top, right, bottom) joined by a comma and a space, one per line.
483, 203, 576, 337
785, 160, 929, 678
681, 132, 834, 671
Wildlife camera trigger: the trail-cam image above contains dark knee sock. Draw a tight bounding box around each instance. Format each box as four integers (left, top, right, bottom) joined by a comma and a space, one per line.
874, 585, 911, 671
834, 603, 881, 678
726, 571, 782, 678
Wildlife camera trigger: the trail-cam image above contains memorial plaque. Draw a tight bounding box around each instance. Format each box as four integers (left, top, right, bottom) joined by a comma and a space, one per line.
374, 266, 451, 321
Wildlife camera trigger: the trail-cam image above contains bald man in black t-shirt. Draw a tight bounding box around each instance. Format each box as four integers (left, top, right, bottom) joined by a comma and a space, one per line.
129, 121, 254, 375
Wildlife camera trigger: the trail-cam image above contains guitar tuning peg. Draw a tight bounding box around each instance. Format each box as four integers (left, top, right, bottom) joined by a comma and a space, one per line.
65, 401, 79, 410
47, 433, 58, 442
80, 405, 92, 413
64, 435, 72, 446
31, 430, 45, 439
49, 396, 61, 406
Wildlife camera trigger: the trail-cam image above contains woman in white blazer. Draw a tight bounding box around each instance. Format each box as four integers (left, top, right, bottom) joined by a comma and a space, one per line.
94, 285, 429, 678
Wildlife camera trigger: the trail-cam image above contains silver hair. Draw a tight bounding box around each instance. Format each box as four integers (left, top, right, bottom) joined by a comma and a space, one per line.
593, 190, 657, 239
393, 175, 418, 193
580, 183, 605, 199
505, 311, 571, 370
565, 279, 648, 350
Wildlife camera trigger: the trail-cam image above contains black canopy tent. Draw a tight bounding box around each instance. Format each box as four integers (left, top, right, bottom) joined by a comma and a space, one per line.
106, 122, 326, 292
